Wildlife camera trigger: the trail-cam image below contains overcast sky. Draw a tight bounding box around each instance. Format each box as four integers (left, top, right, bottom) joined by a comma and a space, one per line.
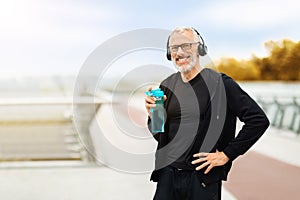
1, 0, 300, 77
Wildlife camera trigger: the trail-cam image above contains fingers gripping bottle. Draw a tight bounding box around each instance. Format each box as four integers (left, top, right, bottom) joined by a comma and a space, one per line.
145, 88, 165, 133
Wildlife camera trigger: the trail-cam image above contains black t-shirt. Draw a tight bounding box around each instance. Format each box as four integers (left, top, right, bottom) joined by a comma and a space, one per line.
149, 68, 270, 182
166, 69, 211, 169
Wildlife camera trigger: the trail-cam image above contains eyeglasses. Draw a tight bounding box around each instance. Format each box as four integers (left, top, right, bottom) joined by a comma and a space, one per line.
169, 42, 200, 53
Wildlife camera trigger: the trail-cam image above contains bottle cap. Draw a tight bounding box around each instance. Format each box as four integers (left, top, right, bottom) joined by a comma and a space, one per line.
153, 90, 164, 97
145, 88, 164, 97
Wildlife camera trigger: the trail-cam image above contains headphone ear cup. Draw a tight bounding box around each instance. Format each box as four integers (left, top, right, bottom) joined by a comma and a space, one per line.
166, 36, 171, 61
198, 43, 207, 56
166, 47, 171, 60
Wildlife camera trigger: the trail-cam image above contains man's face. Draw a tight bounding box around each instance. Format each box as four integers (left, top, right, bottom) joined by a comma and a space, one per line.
169, 30, 199, 73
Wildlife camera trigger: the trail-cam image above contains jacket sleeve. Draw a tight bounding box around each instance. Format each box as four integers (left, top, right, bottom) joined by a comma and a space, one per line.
222, 75, 270, 161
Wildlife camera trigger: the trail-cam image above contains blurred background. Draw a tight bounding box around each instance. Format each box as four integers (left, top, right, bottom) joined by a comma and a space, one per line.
0, 0, 300, 199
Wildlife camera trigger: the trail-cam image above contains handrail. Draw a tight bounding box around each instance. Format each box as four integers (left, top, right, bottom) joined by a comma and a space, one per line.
257, 96, 300, 134
0, 97, 111, 106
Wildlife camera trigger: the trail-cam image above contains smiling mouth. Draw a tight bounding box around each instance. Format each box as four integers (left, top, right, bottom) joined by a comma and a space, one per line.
176, 56, 190, 64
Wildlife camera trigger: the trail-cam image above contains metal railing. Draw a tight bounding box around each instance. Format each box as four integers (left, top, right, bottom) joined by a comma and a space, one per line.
257, 96, 300, 134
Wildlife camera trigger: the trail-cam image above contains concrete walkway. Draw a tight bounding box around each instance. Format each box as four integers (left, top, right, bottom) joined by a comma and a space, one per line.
0, 164, 236, 200
1, 126, 299, 200
0, 165, 153, 200
252, 127, 300, 167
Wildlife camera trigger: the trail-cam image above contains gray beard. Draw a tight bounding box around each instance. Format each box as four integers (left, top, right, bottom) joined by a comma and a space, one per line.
172, 55, 197, 73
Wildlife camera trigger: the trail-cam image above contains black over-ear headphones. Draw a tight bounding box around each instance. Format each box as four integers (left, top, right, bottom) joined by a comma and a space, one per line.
166, 27, 208, 61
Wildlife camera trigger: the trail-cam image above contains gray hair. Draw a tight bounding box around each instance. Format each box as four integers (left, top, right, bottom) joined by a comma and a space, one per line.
170, 26, 201, 43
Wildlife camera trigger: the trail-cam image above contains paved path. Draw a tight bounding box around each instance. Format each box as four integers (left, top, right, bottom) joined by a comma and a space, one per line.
223, 151, 300, 200
223, 127, 300, 200
0, 164, 236, 200
0, 165, 153, 200
1, 100, 300, 199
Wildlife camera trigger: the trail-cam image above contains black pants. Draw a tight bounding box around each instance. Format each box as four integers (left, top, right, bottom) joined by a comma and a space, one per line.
153, 166, 221, 200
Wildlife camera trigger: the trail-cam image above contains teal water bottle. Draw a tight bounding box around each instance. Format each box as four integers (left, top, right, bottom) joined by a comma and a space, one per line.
145, 88, 165, 133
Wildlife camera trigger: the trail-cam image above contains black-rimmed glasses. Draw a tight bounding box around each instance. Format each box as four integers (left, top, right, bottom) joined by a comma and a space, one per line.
169, 42, 200, 53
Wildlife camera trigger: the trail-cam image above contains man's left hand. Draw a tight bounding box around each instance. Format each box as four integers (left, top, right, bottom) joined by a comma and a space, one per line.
191, 150, 229, 174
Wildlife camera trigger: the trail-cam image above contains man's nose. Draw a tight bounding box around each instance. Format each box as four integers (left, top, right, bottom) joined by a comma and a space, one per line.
177, 46, 185, 54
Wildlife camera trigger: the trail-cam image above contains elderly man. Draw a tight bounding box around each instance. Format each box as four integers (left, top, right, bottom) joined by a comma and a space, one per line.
145, 27, 269, 200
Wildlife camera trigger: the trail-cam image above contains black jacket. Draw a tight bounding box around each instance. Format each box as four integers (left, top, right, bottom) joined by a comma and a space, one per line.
148, 68, 269, 184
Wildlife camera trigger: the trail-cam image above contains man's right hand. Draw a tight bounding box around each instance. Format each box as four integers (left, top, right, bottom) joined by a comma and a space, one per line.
145, 87, 167, 118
